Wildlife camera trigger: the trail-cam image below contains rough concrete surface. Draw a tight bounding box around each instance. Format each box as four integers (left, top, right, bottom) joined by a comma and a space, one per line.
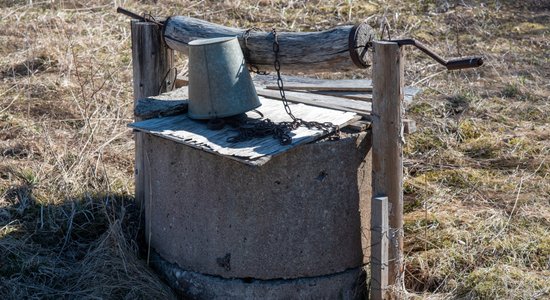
151, 250, 367, 300
142, 131, 372, 280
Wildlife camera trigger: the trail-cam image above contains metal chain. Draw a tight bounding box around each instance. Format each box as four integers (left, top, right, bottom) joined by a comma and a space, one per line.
227, 28, 340, 145
271, 28, 340, 142
226, 118, 295, 145
242, 28, 268, 75
272, 28, 296, 121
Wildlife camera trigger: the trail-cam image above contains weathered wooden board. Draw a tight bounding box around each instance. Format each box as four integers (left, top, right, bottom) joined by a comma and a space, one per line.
134, 75, 422, 121
132, 75, 289, 119
310, 90, 416, 105
134, 87, 188, 119
314, 91, 373, 101
265, 79, 374, 92
256, 87, 372, 120
256, 74, 420, 104
129, 98, 359, 166
252, 74, 337, 87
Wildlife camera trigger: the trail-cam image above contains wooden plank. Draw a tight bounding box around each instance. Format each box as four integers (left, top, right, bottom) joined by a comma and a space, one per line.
265, 79, 373, 92
346, 120, 371, 132
265, 80, 419, 95
314, 91, 373, 101
310, 90, 416, 105
371, 41, 404, 289
129, 98, 359, 166
131, 21, 175, 210
258, 75, 420, 105
134, 75, 420, 123
370, 196, 389, 300
134, 88, 188, 120
163, 16, 374, 74
256, 87, 372, 120
132, 87, 413, 119
133, 83, 373, 121
253, 74, 340, 86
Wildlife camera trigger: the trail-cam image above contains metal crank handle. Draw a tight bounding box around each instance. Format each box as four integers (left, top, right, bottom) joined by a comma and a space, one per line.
388, 39, 483, 70
116, 7, 164, 26
445, 57, 484, 70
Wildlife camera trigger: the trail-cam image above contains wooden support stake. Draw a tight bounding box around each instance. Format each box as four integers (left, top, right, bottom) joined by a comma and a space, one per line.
131, 21, 175, 209
370, 196, 389, 300
371, 41, 405, 293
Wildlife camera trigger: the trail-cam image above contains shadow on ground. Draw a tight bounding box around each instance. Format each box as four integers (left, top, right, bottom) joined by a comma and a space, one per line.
0, 184, 176, 299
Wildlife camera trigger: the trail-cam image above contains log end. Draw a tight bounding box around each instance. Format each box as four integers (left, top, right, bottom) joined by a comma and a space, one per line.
349, 22, 375, 69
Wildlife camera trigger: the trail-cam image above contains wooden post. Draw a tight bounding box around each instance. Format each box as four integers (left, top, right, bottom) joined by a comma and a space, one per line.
371, 41, 405, 294
370, 196, 389, 300
131, 21, 175, 107
131, 21, 175, 209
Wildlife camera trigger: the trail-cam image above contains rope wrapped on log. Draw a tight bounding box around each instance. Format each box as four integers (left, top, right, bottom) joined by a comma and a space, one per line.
162, 16, 375, 74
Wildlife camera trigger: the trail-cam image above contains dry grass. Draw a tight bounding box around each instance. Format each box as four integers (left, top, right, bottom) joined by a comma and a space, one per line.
0, 0, 548, 299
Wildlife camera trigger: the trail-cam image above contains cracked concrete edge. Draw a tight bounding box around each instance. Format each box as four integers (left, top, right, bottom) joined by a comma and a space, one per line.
150, 250, 367, 300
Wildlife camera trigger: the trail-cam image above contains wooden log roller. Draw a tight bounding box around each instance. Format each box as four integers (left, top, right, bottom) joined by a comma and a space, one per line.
117, 8, 375, 74
162, 16, 375, 73
118, 8, 482, 74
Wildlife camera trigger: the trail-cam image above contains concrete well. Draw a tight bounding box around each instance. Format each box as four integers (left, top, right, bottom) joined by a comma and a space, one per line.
141, 131, 372, 298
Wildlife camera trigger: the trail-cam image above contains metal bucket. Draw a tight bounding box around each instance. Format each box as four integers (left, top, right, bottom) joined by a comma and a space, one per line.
187, 36, 261, 119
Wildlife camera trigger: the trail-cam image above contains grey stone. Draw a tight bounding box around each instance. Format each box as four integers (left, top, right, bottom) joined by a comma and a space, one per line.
150, 250, 367, 300
142, 132, 372, 280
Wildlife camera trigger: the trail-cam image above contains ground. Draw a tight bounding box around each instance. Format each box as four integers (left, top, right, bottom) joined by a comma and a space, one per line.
0, 0, 548, 299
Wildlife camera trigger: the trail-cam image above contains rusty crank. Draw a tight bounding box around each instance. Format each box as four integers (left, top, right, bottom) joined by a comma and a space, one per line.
117, 7, 163, 26
382, 39, 483, 70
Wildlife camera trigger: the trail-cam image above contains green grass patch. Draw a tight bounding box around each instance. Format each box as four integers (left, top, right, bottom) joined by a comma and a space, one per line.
462, 137, 500, 159
457, 119, 482, 141
465, 266, 549, 299
405, 128, 446, 154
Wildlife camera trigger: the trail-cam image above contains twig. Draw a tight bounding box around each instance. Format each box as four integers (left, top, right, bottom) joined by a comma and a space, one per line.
0, 93, 19, 114
40, 204, 44, 229
411, 70, 446, 86
491, 176, 523, 241
59, 201, 76, 255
